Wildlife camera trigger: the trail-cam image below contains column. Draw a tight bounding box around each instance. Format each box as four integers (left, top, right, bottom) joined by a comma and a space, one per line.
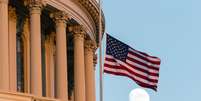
8, 6, 17, 92
28, 0, 43, 96
70, 91, 74, 101
23, 18, 31, 93
84, 39, 96, 101
0, 0, 9, 91
52, 12, 68, 101
73, 25, 86, 101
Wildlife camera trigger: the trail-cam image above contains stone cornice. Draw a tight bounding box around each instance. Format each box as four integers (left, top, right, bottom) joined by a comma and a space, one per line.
71, 25, 85, 34
46, 0, 95, 37
44, 0, 105, 44
77, 0, 105, 43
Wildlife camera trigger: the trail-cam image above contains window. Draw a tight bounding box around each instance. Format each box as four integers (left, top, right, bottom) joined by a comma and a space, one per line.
16, 34, 24, 92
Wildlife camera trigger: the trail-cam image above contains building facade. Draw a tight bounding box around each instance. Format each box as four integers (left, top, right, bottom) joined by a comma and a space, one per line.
0, 0, 105, 101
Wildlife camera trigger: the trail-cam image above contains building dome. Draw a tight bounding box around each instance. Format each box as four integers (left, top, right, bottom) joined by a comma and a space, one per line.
0, 0, 104, 101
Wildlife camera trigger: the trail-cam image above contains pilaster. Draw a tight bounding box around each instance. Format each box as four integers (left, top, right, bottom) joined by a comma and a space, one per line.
45, 33, 55, 98
8, 6, 17, 92
0, 0, 9, 91
22, 18, 31, 93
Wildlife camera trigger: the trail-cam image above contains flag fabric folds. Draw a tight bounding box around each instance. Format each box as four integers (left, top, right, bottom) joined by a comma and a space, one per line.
104, 34, 161, 91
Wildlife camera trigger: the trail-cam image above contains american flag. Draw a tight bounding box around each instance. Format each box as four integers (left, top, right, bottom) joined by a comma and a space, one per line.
104, 34, 161, 91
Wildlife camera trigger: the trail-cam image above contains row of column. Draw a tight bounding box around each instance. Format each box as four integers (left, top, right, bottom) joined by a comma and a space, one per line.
0, 0, 97, 101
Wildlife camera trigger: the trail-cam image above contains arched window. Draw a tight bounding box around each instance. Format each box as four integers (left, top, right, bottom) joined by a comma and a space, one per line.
16, 33, 24, 92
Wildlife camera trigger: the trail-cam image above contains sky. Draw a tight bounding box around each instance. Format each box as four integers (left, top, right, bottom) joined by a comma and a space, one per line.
95, 0, 201, 101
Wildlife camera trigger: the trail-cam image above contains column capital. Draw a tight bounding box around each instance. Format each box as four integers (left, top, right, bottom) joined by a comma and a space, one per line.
85, 39, 97, 52
0, 0, 8, 4
72, 25, 86, 40
50, 11, 68, 26
8, 6, 17, 20
27, 0, 44, 14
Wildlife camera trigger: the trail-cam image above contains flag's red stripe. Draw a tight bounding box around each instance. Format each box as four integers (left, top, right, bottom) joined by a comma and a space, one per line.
128, 51, 161, 65
105, 57, 116, 62
104, 63, 159, 83
105, 57, 159, 76
135, 81, 157, 91
104, 69, 157, 91
127, 56, 159, 71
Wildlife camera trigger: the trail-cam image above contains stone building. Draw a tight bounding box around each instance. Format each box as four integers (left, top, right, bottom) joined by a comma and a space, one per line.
0, 0, 105, 101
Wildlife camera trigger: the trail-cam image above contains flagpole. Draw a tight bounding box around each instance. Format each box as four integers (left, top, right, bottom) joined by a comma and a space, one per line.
98, 0, 103, 101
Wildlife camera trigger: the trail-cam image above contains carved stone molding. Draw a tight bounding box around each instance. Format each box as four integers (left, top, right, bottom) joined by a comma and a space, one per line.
71, 25, 86, 40
73, 32, 85, 41
26, 0, 44, 14
8, 6, 17, 21
0, 0, 8, 4
93, 53, 97, 68
84, 39, 96, 52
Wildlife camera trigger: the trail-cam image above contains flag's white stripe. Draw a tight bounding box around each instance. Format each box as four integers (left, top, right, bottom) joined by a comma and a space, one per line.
104, 66, 157, 86
128, 48, 160, 62
104, 60, 120, 66
105, 55, 159, 80
127, 53, 160, 68
126, 59, 159, 73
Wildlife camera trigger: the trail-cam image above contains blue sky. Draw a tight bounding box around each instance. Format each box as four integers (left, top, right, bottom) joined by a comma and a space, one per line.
95, 0, 201, 101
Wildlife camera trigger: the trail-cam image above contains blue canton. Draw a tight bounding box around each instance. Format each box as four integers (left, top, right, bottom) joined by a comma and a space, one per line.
106, 34, 129, 61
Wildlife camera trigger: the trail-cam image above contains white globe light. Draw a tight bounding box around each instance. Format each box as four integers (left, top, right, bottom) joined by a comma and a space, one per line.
129, 88, 150, 101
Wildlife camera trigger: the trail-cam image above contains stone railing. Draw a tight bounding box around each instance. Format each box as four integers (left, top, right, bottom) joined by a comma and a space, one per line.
0, 91, 60, 101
